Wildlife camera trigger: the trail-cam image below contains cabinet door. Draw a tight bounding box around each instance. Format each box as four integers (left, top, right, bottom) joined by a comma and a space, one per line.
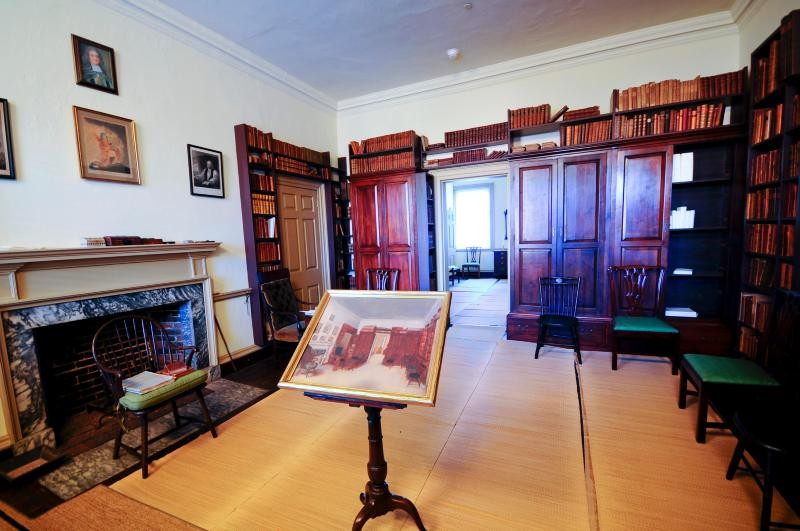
558, 152, 608, 315
613, 146, 672, 268
513, 160, 557, 311
382, 174, 418, 290
351, 179, 382, 289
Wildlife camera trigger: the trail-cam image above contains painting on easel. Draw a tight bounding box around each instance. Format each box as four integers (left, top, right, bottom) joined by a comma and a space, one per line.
278, 290, 451, 406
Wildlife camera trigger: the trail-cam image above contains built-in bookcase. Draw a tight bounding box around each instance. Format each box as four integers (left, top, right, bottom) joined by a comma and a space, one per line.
331, 157, 355, 289
738, 9, 800, 358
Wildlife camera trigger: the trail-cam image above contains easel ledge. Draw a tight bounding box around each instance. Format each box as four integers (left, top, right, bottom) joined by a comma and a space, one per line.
303, 392, 407, 410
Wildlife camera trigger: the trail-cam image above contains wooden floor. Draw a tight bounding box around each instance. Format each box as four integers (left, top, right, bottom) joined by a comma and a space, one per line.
106, 280, 799, 530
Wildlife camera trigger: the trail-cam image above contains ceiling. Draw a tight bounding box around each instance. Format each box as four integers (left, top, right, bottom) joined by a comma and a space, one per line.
160, 0, 736, 101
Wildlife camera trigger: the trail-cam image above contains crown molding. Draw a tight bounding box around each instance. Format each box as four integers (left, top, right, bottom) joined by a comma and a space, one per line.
730, 0, 761, 24
94, 0, 338, 112
337, 11, 738, 111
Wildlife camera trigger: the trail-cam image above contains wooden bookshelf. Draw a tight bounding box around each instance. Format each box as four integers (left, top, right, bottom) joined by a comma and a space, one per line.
330, 157, 354, 289
738, 9, 800, 359
349, 131, 423, 176
234, 123, 333, 345
423, 122, 508, 169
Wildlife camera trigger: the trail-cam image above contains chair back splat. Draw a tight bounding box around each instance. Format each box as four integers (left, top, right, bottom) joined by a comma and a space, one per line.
539, 277, 581, 317
608, 265, 666, 317
366, 268, 400, 291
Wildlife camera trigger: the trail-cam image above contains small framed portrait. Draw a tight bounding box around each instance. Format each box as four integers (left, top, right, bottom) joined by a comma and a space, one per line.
279, 290, 452, 406
73, 106, 140, 184
72, 35, 119, 95
0, 99, 15, 180
187, 144, 224, 198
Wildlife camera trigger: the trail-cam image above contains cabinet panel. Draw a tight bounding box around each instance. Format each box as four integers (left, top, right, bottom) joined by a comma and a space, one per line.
352, 181, 381, 249
519, 163, 555, 244
563, 159, 600, 243
561, 247, 598, 310
518, 249, 553, 307
620, 246, 662, 267
386, 251, 415, 291
620, 150, 669, 241
383, 178, 414, 250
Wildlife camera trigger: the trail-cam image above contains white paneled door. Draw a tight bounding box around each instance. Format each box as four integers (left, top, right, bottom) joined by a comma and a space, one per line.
276, 177, 326, 304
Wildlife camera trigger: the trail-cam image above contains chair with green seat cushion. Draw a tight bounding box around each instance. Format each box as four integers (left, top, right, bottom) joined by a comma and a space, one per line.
92, 315, 217, 479
461, 247, 481, 279
608, 265, 680, 373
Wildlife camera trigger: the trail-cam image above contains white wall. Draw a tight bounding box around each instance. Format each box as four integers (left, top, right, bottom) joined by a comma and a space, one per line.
337, 32, 740, 154
0, 0, 337, 350
739, 1, 800, 66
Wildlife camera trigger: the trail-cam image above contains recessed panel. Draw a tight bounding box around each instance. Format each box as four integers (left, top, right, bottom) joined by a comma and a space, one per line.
303, 219, 319, 270
519, 165, 553, 244
563, 160, 599, 243
561, 247, 598, 309
621, 152, 666, 241
517, 249, 552, 307
283, 218, 301, 272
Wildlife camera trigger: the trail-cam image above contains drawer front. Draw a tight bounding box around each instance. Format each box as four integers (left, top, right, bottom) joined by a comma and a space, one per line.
507, 314, 609, 349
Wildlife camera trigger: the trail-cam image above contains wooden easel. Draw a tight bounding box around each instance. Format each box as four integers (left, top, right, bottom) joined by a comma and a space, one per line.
304, 392, 426, 531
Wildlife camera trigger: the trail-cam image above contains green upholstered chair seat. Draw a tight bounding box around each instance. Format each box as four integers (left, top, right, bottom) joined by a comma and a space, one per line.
119, 369, 208, 411
613, 316, 678, 334
462, 262, 479, 266
683, 354, 780, 386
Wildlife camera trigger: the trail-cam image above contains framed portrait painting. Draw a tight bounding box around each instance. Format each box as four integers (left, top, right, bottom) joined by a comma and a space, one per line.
72, 35, 118, 95
73, 106, 140, 184
0, 99, 14, 180
187, 144, 224, 198
279, 290, 452, 406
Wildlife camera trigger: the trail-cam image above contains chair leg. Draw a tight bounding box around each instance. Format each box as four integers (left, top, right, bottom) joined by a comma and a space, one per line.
611, 335, 619, 371
678, 366, 688, 409
760, 453, 774, 531
695, 388, 708, 444
571, 323, 582, 365
196, 388, 218, 438
726, 439, 745, 480
671, 337, 680, 375
172, 400, 181, 428
535, 324, 547, 359
112, 422, 123, 460
272, 338, 280, 369
140, 412, 149, 479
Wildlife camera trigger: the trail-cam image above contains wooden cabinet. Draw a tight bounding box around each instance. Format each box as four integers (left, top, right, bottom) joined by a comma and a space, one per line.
350, 170, 434, 291
493, 250, 508, 279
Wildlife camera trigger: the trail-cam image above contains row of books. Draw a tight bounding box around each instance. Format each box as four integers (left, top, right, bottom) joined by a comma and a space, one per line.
563, 106, 601, 122
790, 141, 800, 178
615, 69, 745, 111
271, 137, 328, 166
753, 39, 780, 102
738, 327, 759, 359
747, 257, 773, 288
257, 263, 283, 274
245, 125, 272, 150
247, 152, 271, 165
752, 104, 783, 145
793, 95, 800, 129
509, 104, 551, 129
510, 141, 558, 153
252, 193, 276, 216
451, 148, 506, 164
562, 119, 612, 146
780, 14, 799, 83
782, 225, 796, 257
249, 173, 275, 193
256, 241, 280, 263
333, 180, 350, 202
780, 263, 794, 290
617, 103, 724, 138
351, 152, 415, 175
745, 188, 779, 220
350, 130, 417, 155
444, 122, 507, 148
750, 149, 780, 186
746, 223, 778, 254
333, 203, 351, 219
275, 155, 330, 179
739, 292, 771, 332
254, 217, 277, 239
786, 183, 798, 218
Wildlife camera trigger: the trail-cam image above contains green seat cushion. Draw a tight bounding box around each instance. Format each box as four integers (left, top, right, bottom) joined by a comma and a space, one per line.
683, 354, 780, 386
462, 262, 480, 266
613, 316, 678, 334
119, 369, 208, 411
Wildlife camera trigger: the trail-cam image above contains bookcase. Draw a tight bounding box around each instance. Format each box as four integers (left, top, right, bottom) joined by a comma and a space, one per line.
738, 9, 800, 358
234, 123, 332, 345
349, 131, 423, 176
424, 122, 508, 169
330, 156, 355, 289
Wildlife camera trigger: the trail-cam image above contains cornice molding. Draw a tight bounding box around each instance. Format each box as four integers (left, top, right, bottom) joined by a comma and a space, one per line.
337, 11, 739, 111
730, 0, 761, 24
94, 0, 338, 112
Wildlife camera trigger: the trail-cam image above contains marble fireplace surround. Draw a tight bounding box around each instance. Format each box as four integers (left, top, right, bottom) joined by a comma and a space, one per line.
0, 243, 220, 453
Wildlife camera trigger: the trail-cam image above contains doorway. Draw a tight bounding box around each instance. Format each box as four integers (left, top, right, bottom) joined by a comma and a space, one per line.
276, 176, 329, 304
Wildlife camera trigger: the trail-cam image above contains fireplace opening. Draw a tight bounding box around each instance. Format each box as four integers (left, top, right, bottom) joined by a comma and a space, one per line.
32, 301, 195, 443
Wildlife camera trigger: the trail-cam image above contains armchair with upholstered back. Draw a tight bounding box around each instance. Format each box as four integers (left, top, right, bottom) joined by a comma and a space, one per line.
92, 315, 217, 479
607, 265, 680, 373
260, 270, 315, 366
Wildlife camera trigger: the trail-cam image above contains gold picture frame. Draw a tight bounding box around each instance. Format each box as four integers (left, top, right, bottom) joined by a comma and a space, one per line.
278, 290, 452, 406
73, 106, 140, 184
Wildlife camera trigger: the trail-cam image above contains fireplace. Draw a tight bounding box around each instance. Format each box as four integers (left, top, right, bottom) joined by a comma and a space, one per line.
0, 242, 220, 454
32, 301, 194, 440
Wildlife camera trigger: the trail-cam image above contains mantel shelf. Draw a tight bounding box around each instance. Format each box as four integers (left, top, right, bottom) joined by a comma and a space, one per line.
0, 242, 221, 266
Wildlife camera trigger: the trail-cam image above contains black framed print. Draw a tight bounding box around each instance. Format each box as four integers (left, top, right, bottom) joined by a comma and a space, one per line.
188, 144, 224, 198
72, 35, 119, 95
0, 99, 15, 180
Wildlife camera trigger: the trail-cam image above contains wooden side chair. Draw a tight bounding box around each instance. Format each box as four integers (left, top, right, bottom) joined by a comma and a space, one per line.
679, 289, 796, 443
535, 276, 582, 364
607, 265, 680, 373
461, 247, 481, 278
260, 271, 314, 367
92, 315, 217, 479
365, 268, 400, 291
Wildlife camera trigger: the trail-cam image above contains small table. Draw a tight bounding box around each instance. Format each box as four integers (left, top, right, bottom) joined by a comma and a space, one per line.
448, 266, 462, 286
